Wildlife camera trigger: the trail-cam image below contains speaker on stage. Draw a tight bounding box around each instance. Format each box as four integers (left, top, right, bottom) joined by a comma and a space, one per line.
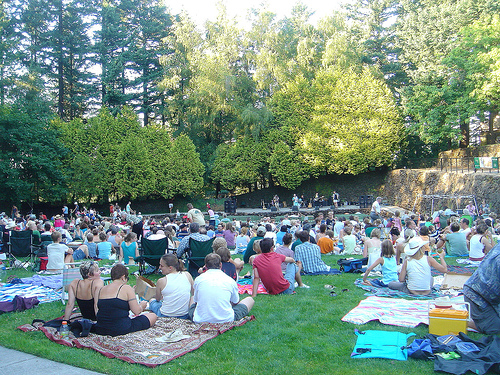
270, 206, 277, 212
224, 200, 236, 214
292, 206, 299, 212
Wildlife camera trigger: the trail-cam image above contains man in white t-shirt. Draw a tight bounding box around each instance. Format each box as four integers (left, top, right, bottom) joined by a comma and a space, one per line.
189, 253, 254, 323
370, 197, 382, 221
46, 231, 74, 272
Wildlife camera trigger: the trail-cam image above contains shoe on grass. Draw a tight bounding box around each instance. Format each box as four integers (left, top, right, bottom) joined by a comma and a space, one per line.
299, 284, 310, 289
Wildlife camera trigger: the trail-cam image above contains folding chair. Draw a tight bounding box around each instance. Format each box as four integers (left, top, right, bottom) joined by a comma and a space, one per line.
35, 234, 53, 257
7, 230, 36, 269
61, 262, 83, 304
187, 237, 215, 278
137, 237, 169, 275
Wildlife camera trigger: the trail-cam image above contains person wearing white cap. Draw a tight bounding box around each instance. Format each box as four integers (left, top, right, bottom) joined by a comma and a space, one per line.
388, 237, 447, 295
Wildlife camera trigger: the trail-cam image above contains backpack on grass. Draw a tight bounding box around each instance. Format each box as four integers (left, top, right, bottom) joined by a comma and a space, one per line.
337, 257, 367, 273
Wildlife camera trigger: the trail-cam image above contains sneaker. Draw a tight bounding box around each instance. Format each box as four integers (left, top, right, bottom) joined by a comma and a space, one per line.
299, 284, 310, 289
294, 282, 298, 288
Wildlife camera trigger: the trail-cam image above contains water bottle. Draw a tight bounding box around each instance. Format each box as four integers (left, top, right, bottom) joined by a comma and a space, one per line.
60, 321, 69, 339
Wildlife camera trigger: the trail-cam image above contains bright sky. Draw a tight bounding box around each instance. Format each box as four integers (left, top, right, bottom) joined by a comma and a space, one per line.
166, 0, 350, 28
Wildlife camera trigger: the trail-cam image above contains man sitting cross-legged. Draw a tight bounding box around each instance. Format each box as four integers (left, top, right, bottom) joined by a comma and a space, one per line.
252, 238, 309, 298
189, 253, 254, 323
294, 230, 332, 273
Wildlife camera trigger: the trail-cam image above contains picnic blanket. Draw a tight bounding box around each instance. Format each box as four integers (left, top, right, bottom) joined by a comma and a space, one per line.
237, 278, 268, 294
342, 295, 466, 328
0, 283, 60, 303
354, 279, 444, 299
431, 265, 474, 276
18, 316, 254, 367
342, 296, 430, 327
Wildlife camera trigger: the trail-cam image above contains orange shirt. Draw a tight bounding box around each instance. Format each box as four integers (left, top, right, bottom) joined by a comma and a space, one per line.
317, 237, 334, 254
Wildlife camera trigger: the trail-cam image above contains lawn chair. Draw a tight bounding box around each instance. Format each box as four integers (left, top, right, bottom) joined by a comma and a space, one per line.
7, 230, 36, 269
35, 234, 53, 257
187, 237, 215, 278
137, 237, 169, 275
61, 262, 82, 304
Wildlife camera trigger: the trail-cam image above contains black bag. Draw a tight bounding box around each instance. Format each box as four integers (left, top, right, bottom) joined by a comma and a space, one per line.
337, 257, 367, 273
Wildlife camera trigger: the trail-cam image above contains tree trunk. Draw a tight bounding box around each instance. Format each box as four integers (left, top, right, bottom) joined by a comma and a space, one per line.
487, 110, 498, 144
459, 121, 469, 148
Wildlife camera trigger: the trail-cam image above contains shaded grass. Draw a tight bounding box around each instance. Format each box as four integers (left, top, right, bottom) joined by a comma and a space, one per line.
0, 256, 485, 374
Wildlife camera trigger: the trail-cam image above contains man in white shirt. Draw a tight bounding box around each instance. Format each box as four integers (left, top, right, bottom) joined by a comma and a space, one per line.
370, 197, 382, 221
189, 253, 254, 323
46, 231, 74, 272
187, 203, 206, 227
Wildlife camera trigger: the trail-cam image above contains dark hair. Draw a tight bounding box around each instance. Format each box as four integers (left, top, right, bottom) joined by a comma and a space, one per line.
189, 222, 200, 233
161, 253, 185, 271
99, 232, 106, 242
476, 223, 488, 235
205, 253, 221, 269
450, 222, 460, 232
280, 225, 288, 232
260, 237, 274, 253
265, 223, 272, 232
297, 230, 310, 242
319, 224, 327, 233
214, 246, 231, 262
110, 263, 129, 281
390, 227, 400, 236
343, 226, 352, 235
419, 226, 429, 236
44, 222, 52, 232
461, 218, 469, 226
283, 233, 293, 246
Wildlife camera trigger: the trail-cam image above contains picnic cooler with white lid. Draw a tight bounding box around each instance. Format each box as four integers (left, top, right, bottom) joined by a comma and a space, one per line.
428, 301, 469, 336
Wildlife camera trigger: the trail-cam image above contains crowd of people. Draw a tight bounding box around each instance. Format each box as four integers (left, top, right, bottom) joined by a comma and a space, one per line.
1, 198, 499, 336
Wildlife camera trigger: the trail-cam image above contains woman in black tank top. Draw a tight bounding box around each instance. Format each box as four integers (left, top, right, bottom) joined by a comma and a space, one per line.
63, 261, 104, 321
94, 264, 157, 336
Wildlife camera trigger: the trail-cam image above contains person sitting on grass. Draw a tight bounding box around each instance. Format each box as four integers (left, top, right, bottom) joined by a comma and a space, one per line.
46, 231, 74, 272
84, 232, 98, 259
362, 239, 398, 288
63, 261, 104, 321
189, 253, 254, 323
149, 254, 193, 319
97, 232, 113, 260
388, 237, 447, 295
119, 232, 139, 264
94, 264, 157, 337
212, 237, 244, 276
294, 230, 332, 274
252, 238, 309, 298
244, 226, 265, 263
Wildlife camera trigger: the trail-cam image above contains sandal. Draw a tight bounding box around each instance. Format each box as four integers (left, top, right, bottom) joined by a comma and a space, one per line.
329, 291, 337, 297
324, 284, 336, 290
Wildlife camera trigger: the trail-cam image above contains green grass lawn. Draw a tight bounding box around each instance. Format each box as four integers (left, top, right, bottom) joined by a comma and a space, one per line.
0, 256, 484, 375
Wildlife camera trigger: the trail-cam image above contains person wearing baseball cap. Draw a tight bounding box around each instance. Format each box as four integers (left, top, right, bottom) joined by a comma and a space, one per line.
388, 237, 447, 295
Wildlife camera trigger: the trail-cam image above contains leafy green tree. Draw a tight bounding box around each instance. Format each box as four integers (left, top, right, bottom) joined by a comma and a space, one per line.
268, 141, 309, 189
276, 67, 402, 175
0, 102, 67, 204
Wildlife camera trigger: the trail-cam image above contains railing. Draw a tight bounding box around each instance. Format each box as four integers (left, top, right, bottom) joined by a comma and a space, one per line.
438, 157, 500, 173
401, 157, 500, 173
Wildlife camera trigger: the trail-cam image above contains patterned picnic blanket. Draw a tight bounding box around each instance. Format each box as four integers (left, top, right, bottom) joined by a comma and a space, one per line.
18, 316, 254, 367
342, 295, 466, 328
237, 278, 268, 294
0, 283, 60, 303
354, 279, 445, 299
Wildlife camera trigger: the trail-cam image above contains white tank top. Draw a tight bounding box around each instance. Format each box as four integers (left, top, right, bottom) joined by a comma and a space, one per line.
469, 234, 485, 260
160, 272, 191, 317
406, 256, 431, 291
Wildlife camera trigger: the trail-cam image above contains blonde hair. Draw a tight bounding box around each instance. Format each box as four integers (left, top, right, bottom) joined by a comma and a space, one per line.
212, 237, 227, 252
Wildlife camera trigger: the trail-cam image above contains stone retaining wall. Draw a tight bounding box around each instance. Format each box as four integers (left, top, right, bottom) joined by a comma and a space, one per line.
380, 169, 500, 214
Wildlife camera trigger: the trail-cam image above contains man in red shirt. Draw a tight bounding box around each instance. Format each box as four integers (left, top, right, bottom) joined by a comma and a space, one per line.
252, 238, 308, 298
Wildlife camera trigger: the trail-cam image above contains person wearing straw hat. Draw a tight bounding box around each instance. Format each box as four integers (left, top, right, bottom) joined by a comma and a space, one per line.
388, 237, 447, 295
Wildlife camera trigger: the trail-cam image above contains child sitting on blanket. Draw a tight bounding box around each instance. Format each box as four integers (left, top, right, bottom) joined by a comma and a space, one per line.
388, 237, 447, 295
362, 239, 398, 288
